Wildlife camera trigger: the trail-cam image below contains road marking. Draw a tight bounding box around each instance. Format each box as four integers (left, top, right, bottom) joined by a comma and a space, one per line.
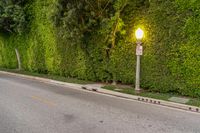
31, 96, 56, 107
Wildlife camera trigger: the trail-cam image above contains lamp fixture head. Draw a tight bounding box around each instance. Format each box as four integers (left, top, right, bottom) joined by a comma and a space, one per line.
135, 28, 144, 40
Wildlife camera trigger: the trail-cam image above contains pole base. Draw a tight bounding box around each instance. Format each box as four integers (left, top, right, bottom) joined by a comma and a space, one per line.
135, 89, 141, 94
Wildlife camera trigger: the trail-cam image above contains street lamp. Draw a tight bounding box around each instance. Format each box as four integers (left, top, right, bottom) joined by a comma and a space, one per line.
135, 28, 144, 93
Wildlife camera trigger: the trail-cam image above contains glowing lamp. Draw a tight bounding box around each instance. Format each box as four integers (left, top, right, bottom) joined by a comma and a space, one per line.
135, 28, 144, 40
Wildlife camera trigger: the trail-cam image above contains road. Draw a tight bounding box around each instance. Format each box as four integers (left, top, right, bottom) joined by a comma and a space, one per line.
0, 73, 200, 133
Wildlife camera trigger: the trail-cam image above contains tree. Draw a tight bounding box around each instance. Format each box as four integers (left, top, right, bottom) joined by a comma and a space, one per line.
0, 0, 27, 34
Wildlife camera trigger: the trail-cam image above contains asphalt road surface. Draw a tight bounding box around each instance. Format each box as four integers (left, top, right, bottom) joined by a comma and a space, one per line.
0, 73, 200, 133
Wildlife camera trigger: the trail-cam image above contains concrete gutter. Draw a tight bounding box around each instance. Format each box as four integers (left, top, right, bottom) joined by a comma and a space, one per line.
82, 85, 200, 113
0, 70, 199, 114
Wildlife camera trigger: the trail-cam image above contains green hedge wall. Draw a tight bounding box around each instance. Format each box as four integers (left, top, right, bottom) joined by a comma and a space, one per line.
0, 0, 199, 97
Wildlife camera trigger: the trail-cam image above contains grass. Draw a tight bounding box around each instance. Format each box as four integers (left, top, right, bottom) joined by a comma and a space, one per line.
187, 99, 200, 107
102, 85, 171, 101
102, 85, 200, 107
0, 68, 93, 84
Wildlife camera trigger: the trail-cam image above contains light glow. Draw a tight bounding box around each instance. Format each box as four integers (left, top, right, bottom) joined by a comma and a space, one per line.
135, 28, 144, 40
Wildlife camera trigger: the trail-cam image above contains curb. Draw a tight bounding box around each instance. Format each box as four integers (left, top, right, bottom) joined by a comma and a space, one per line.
1, 70, 200, 114
82, 86, 200, 113
0, 71, 83, 90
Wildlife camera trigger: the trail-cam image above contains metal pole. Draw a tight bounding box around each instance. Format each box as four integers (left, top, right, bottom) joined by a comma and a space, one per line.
135, 41, 141, 92
135, 54, 140, 91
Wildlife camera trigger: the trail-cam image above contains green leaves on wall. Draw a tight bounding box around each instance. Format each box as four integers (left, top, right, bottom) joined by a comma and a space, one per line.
0, 0, 200, 97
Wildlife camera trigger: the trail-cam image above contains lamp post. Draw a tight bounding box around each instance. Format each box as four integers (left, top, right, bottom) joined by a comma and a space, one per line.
135, 28, 144, 93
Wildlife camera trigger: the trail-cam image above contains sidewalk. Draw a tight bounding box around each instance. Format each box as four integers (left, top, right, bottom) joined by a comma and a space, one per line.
0, 70, 199, 114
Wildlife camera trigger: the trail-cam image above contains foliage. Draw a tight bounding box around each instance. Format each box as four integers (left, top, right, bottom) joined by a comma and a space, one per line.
0, 0, 200, 97
0, 0, 30, 34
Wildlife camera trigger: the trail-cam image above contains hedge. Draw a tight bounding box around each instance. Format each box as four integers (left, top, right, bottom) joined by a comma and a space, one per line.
0, 0, 199, 97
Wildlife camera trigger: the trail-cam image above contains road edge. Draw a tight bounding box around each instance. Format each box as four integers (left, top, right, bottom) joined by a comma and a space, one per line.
0, 70, 199, 114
